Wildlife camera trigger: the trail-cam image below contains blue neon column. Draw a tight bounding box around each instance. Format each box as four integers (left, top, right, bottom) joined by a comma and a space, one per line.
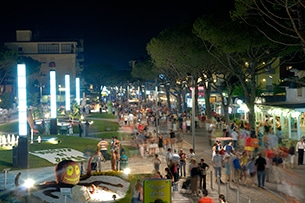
65, 74, 70, 111
17, 64, 27, 136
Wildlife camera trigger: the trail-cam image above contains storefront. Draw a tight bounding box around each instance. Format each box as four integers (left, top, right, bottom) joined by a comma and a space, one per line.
255, 103, 305, 141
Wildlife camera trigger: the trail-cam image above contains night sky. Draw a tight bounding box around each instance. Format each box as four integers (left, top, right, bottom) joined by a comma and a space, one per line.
1, 1, 217, 70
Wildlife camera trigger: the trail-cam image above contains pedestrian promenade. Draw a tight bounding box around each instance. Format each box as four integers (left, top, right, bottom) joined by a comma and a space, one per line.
1, 118, 305, 203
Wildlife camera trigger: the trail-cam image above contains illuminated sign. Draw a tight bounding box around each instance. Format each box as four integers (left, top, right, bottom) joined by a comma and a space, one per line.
143, 179, 171, 203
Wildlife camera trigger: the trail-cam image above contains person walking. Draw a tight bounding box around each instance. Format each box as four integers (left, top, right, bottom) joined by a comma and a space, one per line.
68, 120, 73, 135
179, 149, 187, 178
296, 137, 305, 165
255, 152, 267, 188
89, 148, 105, 172
212, 150, 224, 183
132, 179, 143, 203
157, 133, 164, 154
78, 122, 83, 137
84, 120, 90, 137
288, 142, 296, 168
97, 138, 109, 161
197, 189, 215, 203
218, 194, 228, 203
152, 154, 161, 173
198, 158, 209, 190
169, 129, 176, 151
165, 148, 173, 167
189, 158, 200, 196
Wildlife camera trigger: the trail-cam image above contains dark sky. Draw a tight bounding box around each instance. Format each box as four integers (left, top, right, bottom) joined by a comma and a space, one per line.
1, 1, 214, 70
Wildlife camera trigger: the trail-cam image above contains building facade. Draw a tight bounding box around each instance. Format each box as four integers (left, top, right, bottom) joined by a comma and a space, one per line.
4, 30, 84, 100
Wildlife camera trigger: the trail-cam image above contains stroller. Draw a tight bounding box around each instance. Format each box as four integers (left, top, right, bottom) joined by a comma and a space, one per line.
181, 177, 191, 190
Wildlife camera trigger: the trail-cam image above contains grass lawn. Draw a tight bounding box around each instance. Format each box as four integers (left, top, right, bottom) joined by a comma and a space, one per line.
0, 112, 133, 171
0, 112, 147, 203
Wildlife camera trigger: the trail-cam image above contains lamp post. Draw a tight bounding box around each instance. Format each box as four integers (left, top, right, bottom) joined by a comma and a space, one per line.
155, 81, 159, 134
35, 83, 45, 104
191, 77, 195, 151
58, 85, 62, 105
187, 73, 196, 151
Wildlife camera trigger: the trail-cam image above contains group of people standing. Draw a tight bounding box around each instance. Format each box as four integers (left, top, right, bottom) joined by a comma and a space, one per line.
87, 136, 129, 173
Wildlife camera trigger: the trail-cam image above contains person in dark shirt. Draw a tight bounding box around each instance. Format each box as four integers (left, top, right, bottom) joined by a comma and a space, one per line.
255, 152, 267, 188
198, 158, 209, 190
288, 143, 296, 168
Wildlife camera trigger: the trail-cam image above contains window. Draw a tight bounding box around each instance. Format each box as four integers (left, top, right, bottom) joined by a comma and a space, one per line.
38, 43, 59, 53
297, 87, 302, 97
18, 46, 23, 53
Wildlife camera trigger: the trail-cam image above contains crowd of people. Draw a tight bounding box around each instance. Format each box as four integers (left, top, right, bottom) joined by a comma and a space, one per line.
82, 100, 305, 202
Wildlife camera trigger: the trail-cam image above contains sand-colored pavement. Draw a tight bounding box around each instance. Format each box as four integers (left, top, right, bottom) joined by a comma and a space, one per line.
1, 117, 305, 203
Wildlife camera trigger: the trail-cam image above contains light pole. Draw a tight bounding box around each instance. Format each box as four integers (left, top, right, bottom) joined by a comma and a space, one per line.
35, 83, 45, 104
191, 76, 195, 151
155, 80, 159, 134
58, 85, 62, 105
187, 73, 196, 151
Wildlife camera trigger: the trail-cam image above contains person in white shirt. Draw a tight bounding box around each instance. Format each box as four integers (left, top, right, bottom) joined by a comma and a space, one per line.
188, 148, 196, 161
165, 148, 173, 167
296, 137, 305, 165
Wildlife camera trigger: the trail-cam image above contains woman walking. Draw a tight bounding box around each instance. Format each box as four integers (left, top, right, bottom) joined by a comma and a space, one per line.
132, 179, 143, 203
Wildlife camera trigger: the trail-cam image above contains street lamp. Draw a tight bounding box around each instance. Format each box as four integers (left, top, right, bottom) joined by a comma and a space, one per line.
35, 83, 45, 103
155, 80, 159, 134
187, 73, 196, 151
58, 85, 62, 104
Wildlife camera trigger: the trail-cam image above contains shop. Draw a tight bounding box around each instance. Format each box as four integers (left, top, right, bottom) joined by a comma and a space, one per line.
255, 103, 305, 141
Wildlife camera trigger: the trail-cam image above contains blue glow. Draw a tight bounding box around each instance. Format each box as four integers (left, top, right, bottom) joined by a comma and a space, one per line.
50, 71, 57, 118
17, 64, 27, 136
65, 74, 70, 111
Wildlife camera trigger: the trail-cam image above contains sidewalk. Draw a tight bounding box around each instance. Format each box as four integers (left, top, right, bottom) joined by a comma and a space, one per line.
1, 118, 305, 203
180, 126, 305, 203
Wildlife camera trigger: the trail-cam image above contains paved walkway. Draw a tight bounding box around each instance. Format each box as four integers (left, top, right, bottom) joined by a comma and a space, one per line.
1, 117, 305, 203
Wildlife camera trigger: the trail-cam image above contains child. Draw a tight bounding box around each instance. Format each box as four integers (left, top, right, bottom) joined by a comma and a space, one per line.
152, 154, 161, 172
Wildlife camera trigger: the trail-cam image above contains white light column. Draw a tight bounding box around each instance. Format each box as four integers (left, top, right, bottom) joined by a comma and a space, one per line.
50, 71, 57, 118
50, 70, 58, 135
76, 77, 80, 105
65, 74, 70, 111
17, 64, 28, 168
17, 64, 27, 136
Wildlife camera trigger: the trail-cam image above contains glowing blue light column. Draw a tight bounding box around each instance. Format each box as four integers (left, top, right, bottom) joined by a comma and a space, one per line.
18, 64, 27, 136
16, 64, 28, 168
65, 74, 70, 111
76, 77, 80, 105
50, 71, 57, 118
50, 70, 57, 135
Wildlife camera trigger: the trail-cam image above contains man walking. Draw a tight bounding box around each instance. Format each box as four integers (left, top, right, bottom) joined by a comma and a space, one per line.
296, 137, 305, 165
179, 149, 187, 178
255, 152, 267, 188
198, 158, 209, 190
197, 189, 215, 203
212, 150, 224, 183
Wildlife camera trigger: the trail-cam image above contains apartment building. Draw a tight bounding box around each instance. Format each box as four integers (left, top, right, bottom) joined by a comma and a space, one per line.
4, 30, 84, 99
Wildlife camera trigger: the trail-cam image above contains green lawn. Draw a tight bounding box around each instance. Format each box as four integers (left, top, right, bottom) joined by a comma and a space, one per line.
0, 112, 132, 171
0, 113, 145, 203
